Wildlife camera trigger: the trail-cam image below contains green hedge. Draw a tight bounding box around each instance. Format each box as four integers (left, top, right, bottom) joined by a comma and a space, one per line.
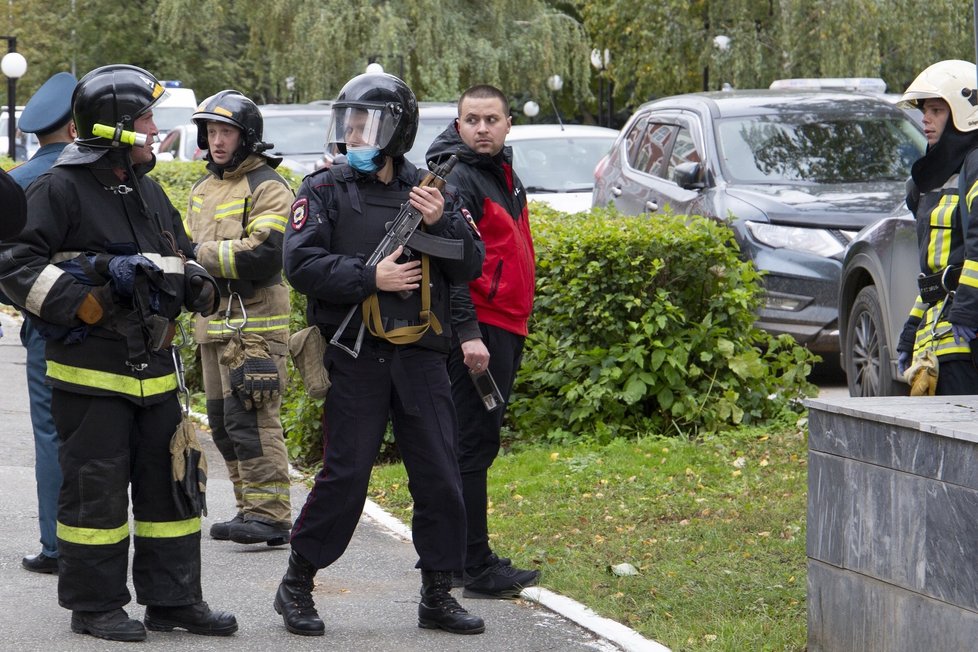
507, 204, 817, 445
8, 158, 818, 464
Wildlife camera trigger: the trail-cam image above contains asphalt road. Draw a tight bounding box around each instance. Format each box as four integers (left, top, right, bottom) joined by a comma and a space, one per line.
0, 310, 669, 652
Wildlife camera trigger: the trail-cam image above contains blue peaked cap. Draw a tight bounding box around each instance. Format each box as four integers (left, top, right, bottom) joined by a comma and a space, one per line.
18, 72, 77, 134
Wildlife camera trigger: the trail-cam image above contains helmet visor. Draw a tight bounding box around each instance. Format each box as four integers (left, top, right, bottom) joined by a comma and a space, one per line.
328, 105, 400, 149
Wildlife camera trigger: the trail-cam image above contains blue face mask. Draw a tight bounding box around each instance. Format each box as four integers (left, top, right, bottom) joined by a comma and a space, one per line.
346, 146, 380, 173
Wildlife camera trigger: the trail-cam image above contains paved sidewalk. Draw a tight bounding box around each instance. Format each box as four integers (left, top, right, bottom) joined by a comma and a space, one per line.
0, 310, 666, 651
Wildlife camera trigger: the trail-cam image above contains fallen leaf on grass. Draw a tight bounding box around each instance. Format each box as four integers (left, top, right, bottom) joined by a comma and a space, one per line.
609, 562, 640, 576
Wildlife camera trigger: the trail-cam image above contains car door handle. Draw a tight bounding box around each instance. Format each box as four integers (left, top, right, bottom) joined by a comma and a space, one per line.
610, 186, 622, 197
645, 200, 659, 212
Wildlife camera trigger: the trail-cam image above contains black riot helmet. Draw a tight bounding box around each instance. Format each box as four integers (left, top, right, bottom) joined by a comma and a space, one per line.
72, 64, 167, 148
328, 73, 418, 158
192, 90, 271, 154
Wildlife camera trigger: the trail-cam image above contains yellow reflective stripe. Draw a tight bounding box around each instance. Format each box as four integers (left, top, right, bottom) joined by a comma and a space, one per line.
46, 361, 177, 397
181, 213, 192, 238
206, 315, 290, 336
215, 199, 247, 220
246, 214, 288, 235
218, 241, 238, 278
928, 197, 955, 270
909, 296, 926, 319
960, 260, 978, 289
967, 177, 978, 213
242, 485, 291, 502
191, 195, 204, 213
58, 520, 129, 545
134, 517, 201, 538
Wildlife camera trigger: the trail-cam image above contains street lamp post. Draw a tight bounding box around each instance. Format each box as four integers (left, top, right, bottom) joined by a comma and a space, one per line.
1, 36, 27, 161
590, 48, 610, 128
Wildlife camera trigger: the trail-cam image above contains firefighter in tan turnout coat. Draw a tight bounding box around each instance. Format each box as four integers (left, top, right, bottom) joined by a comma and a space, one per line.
185, 90, 294, 545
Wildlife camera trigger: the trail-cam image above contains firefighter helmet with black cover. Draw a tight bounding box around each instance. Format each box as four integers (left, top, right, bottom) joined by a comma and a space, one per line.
192, 90, 270, 154
900, 59, 978, 133
328, 72, 418, 158
72, 64, 167, 148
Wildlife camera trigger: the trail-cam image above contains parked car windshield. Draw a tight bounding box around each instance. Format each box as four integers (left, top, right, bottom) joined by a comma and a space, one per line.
263, 113, 330, 156
715, 113, 925, 184
153, 106, 195, 134
511, 136, 617, 192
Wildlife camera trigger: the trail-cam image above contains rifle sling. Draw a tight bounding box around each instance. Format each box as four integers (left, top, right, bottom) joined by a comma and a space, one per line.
362, 254, 443, 345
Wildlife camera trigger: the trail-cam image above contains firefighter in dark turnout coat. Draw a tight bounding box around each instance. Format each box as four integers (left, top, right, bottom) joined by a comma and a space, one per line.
0, 65, 236, 642
896, 60, 978, 395
274, 72, 486, 637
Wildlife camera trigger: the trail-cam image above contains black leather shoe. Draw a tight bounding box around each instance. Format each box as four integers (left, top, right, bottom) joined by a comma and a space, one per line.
209, 513, 244, 540
463, 554, 539, 599
22, 552, 58, 574
229, 519, 291, 546
144, 602, 238, 636
71, 608, 146, 642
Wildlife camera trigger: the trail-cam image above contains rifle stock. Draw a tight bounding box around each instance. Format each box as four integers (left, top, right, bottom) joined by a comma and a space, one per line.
331, 155, 459, 358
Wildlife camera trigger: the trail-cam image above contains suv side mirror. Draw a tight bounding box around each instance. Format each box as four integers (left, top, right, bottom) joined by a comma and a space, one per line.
673, 161, 706, 190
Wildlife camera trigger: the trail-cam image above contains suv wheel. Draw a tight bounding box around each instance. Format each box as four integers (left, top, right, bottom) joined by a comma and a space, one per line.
845, 285, 899, 396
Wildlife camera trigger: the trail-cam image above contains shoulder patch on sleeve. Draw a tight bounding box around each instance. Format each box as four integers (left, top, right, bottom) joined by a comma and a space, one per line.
461, 207, 481, 238
291, 197, 309, 231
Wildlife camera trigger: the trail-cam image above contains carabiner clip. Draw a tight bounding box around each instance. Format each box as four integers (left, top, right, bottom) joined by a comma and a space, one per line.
171, 320, 191, 415
224, 291, 248, 335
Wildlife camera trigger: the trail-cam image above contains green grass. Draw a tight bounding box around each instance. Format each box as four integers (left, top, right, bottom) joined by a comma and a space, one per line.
368, 419, 809, 652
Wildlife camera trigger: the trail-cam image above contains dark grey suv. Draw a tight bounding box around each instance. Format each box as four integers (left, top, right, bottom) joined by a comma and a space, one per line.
838, 211, 917, 396
592, 90, 925, 357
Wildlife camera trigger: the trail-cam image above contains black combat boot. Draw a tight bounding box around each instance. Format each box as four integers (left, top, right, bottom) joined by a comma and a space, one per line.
418, 571, 485, 635
274, 550, 325, 636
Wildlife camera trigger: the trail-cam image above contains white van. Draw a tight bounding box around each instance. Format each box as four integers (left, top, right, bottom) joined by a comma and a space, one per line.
154, 83, 197, 138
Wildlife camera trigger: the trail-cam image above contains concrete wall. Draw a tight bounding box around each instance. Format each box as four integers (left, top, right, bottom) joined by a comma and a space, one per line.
807, 397, 978, 652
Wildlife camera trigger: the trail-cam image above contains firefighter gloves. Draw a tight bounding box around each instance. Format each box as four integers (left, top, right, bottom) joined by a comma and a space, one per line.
221, 331, 280, 410
184, 261, 220, 316
170, 416, 208, 518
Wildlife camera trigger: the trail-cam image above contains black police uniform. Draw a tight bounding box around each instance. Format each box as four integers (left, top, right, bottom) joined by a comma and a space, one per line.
283, 160, 483, 572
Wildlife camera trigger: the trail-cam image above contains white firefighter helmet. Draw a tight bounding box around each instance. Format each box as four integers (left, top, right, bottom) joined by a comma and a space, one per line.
899, 59, 978, 133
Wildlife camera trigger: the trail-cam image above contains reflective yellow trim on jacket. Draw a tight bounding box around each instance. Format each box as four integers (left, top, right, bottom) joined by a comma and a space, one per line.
215, 198, 248, 221
46, 361, 178, 398
928, 195, 957, 271
966, 176, 978, 212
246, 214, 288, 235
206, 314, 290, 337
914, 304, 972, 357
909, 296, 926, 320
58, 520, 129, 545
242, 483, 292, 503
960, 260, 978, 290
218, 240, 238, 278
134, 517, 201, 538
191, 195, 204, 214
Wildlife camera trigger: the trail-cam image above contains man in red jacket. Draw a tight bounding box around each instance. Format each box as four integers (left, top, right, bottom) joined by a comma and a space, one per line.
426, 85, 539, 598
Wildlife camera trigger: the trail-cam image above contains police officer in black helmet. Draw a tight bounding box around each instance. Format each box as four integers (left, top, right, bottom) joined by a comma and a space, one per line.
0, 64, 234, 642
275, 72, 486, 636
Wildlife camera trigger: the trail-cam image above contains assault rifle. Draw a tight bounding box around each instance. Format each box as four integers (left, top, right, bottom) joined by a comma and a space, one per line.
331, 154, 460, 358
